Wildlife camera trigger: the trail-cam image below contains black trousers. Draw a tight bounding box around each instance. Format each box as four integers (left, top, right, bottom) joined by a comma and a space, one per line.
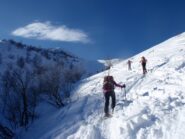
142, 63, 147, 74
104, 91, 116, 114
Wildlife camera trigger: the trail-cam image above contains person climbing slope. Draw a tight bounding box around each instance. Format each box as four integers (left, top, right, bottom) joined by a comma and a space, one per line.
127, 60, 132, 70
140, 56, 147, 75
103, 75, 125, 117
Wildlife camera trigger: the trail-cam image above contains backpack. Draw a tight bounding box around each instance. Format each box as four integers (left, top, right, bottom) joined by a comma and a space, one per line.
103, 76, 114, 91
141, 57, 147, 64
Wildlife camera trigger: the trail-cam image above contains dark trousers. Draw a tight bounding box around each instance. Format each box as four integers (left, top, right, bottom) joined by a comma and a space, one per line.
104, 91, 116, 114
142, 63, 147, 74
128, 64, 131, 70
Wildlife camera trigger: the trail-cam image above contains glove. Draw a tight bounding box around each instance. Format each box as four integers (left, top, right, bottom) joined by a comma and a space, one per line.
121, 84, 126, 88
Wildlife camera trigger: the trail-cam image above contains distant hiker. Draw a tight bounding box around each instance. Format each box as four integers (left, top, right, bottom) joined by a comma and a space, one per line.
140, 56, 147, 75
127, 60, 132, 70
103, 75, 125, 117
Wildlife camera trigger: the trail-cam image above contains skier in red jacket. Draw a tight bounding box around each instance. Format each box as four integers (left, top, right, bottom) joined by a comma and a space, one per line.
103, 75, 125, 117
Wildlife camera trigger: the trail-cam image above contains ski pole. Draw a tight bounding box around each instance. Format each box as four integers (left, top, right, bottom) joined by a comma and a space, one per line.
124, 87, 126, 100
121, 88, 126, 100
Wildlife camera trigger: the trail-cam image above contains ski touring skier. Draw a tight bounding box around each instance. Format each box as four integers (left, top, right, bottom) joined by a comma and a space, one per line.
127, 60, 132, 70
140, 56, 147, 75
103, 75, 126, 117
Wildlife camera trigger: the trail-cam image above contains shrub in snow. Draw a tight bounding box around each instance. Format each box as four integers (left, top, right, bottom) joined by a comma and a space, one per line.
62, 65, 85, 98
1, 68, 39, 128
16, 57, 25, 69
43, 65, 65, 107
32, 54, 42, 68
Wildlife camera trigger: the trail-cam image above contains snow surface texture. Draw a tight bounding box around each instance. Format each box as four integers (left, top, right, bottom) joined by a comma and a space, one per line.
21, 32, 185, 139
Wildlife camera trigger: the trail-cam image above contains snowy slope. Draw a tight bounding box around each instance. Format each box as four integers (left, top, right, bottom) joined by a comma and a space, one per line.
20, 32, 185, 139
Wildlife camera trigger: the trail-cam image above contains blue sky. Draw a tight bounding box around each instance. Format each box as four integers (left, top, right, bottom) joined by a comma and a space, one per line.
1, 0, 185, 60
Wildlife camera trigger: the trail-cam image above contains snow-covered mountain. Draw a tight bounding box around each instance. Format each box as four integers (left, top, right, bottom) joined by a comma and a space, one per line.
17, 32, 185, 139
98, 59, 123, 67
0, 40, 104, 76
0, 39, 104, 138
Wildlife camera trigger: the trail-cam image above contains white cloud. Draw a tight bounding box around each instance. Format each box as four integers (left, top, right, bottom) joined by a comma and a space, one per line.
12, 22, 90, 43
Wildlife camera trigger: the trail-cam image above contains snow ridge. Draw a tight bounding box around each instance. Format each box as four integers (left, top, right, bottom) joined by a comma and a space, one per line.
21, 33, 185, 139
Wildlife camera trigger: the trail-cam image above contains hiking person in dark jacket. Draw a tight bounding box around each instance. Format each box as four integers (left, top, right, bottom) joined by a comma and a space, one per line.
127, 60, 132, 70
103, 76, 125, 117
140, 56, 147, 75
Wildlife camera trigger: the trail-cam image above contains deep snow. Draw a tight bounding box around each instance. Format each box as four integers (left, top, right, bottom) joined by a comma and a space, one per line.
20, 32, 185, 139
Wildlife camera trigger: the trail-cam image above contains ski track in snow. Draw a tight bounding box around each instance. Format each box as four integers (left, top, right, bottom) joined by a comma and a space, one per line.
21, 33, 185, 139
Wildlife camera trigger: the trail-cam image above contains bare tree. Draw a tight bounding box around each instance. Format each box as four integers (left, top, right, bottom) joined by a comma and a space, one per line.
1, 69, 22, 128
1, 68, 38, 128
44, 65, 64, 107
0, 123, 14, 139
1, 70, 12, 113
32, 54, 42, 68
62, 65, 85, 98
0, 53, 2, 64
12, 69, 32, 127
27, 86, 39, 122
16, 57, 25, 69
